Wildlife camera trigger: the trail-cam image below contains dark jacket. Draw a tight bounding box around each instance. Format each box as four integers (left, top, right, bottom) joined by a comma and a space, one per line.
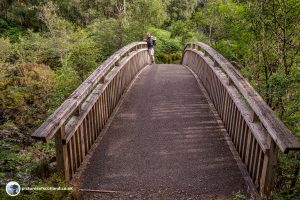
146, 36, 156, 49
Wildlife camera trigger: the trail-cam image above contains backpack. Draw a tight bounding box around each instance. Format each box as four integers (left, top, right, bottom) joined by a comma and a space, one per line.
152, 36, 157, 46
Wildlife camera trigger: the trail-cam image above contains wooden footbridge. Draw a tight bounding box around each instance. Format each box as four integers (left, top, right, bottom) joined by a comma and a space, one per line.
32, 42, 300, 199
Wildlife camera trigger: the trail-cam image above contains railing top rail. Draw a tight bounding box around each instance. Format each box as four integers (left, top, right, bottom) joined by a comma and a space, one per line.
184, 42, 300, 153
32, 42, 147, 141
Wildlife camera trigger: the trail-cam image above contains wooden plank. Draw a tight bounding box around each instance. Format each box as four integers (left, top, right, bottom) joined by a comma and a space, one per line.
55, 125, 70, 180
92, 106, 97, 141
95, 99, 101, 135
255, 150, 264, 188
100, 94, 104, 129
183, 49, 270, 153
63, 85, 107, 143
87, 112, 92, 147
217, 81, 223, 114
236, 113, 243, 148
260, 135, 279, 196
90, 107, 95, 143
38, 47, 150, 182
32, 99, 77, 141
249, 139, 257, 179
214, 78, 220, 113
79, 123, 85, 161
103, 89, 108, 124
55, 127, 64, 173
241, 125, 249, 163
245, 130, 253, 170
31, 42, 148, 141
230, 100, 236, 138
252, 142, 261, 187
86, 113, 91, 150
184, 43, 300, 152
232, 109, 240, 145
222, 92, 230, 129
75, 130, 81, 169
238, 120, 246, 155
70, 135, 77, 171
67, 142, 74, 179
220, 87, 226, 119
82, 119, 87, 155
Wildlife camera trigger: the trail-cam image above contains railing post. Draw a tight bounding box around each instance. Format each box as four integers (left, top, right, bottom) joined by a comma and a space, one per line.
260, 135, 278, 198
55, 125, 70, 181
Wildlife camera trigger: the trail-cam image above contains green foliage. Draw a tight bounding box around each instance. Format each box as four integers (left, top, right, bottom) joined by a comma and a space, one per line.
166, 0, 197, 22
0, 18, 27, 42
0, 0, 299, 198
190, 0, 300, 197
2, 0, 41, 30
0, 37, 13, 62
66, 30, 100, 81
14, 31, 50, 64
0, 63, 56, 133
275, 152, 300, 197
169, 20, 198, 43
148, 27, 182, 64
0, 138, 56, 199
233, 191, 247, 200
48, 66, 80, 113
128, 0, 168, 28
88, 18, 123, 58
28, 173, 72, 200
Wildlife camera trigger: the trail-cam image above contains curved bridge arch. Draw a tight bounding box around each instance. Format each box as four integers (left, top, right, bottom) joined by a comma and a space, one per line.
32, 42, 151, 180
32, 41, 300, 198
182, 42, 300, 195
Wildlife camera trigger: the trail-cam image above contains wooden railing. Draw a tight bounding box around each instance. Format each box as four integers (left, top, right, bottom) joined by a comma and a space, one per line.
31, 42, 150, 180
182, 42, 300, 197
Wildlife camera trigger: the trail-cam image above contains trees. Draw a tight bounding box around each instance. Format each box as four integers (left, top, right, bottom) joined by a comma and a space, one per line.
167, 0, 197, 22
189, 0, 300, 196
66, 30, 99, 81
0, 0, 299, 198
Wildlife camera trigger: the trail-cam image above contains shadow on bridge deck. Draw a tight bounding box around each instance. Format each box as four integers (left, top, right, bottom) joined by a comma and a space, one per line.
74, 64, 253, 199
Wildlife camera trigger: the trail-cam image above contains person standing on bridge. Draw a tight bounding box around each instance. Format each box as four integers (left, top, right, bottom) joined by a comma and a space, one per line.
145, 32, 156, 64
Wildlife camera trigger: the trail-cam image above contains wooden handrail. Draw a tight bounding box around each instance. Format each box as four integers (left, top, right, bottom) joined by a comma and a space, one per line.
184, 42, 300, 153
31, 41, 150, 181
61, 50, 144, 144
31, 42, 147, 141
182, 42, 300, 197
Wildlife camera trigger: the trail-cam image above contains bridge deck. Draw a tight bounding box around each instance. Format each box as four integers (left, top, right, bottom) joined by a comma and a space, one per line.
76, 64, 251, 199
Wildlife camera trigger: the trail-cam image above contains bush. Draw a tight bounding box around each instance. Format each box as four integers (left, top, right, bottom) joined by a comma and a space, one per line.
0, 37, 13, 62
0, 63, 56, 134
148, 27, 182, 64
66, 30, 100, 81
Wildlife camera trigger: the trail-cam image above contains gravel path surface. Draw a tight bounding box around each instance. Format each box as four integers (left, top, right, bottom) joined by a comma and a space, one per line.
78, 64, 249, 199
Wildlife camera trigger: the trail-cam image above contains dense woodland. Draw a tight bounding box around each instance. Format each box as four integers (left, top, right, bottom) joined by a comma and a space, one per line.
0, 0, 299, 199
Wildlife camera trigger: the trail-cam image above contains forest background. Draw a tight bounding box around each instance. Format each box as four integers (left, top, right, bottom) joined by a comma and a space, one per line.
0, 0, 299, 199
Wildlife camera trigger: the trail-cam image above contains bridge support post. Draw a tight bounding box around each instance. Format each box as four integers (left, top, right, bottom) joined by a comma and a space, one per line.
260, 135, 278, 198
55, 126, 70, 181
